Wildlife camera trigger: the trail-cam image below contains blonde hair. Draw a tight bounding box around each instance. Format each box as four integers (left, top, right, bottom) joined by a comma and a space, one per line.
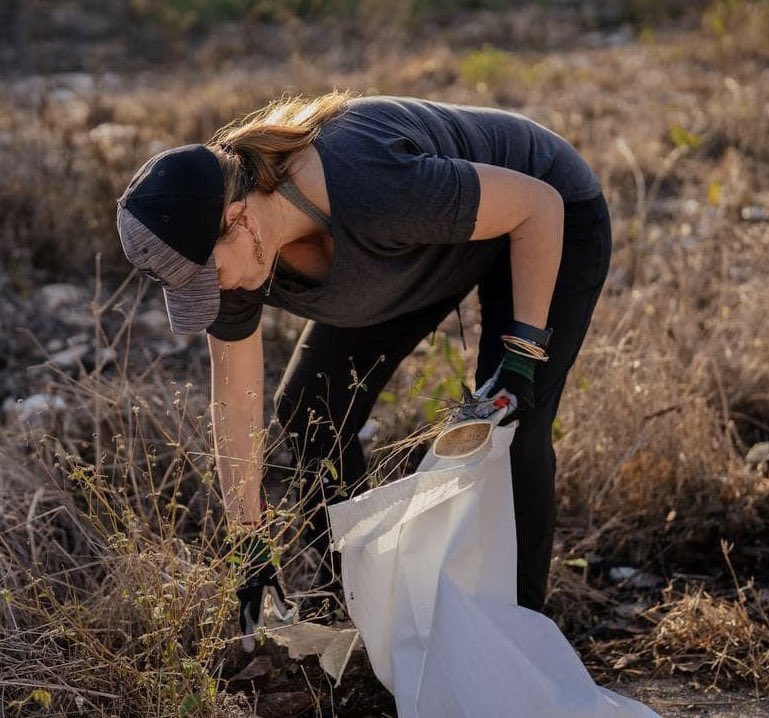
208, 90, 352, 212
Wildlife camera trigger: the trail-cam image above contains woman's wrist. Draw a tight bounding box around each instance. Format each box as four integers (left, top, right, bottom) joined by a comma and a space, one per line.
508, 320, 552, 349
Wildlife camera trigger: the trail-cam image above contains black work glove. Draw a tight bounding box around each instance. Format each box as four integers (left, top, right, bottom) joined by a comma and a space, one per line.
476, 349, 536, 426
476, 317, 553, 426
235, 535, 296, 652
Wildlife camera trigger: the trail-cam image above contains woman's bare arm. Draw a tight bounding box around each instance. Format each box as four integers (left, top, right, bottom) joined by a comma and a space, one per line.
208, 325, 265, 529
469, 163, 564, 330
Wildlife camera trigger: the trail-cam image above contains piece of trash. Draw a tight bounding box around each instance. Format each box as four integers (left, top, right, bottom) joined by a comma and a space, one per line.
609, 567, 663, 588
564, 557, 589, 569
267, 622, 360, 686
357, 418, 379, 443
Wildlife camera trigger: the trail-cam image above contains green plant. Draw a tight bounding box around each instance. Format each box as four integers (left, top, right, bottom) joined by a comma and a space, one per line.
459, 45, 513, 91
407, 331, 466, 423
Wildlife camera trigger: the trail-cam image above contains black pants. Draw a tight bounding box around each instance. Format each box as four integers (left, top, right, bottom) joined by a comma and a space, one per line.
275, 194, 612, 611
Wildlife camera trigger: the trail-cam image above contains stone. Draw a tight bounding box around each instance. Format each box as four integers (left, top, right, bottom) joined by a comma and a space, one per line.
48, 344, 89, 370
136, 308, 169, 333
38, 284, 88, 313
745, 442, 769, 467
4, 393, 66, 427
358, 418, 379, 443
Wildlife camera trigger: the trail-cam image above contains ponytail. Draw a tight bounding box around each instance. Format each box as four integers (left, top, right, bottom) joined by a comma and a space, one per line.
207, 90, 352, 210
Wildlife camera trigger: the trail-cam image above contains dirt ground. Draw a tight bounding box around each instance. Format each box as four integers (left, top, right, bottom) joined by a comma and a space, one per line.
612, 679, 769, 717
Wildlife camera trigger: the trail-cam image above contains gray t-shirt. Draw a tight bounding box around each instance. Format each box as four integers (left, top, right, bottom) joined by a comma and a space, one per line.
207, 96, 601, 341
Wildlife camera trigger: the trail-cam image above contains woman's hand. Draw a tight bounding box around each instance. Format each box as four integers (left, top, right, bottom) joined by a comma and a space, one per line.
235, 533, 296, 652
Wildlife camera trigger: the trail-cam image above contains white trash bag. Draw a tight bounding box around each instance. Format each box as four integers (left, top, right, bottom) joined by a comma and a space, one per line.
329, 421, 658, 718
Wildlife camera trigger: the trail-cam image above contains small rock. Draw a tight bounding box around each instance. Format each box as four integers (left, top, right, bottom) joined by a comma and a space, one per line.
609, 566, 663, 589
746, 442, 769, 467
68, 333, 90, 346
4, 394, 66, 427
615, 600, 649, 619
54, 72, 96, 96
49, 344, 89, 370
155, 336, 191, 357
38, 284, 88, 313
358, 418, 379, 443
97, 347, 117, 367
609, 566, 638, 582
57, 309, 92, 329
136, 309, 169, 333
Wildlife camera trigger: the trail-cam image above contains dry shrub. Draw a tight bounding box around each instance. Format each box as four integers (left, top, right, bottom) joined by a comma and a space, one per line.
0, 406, 294, 716
704, 0, 769, 60
638, 579, 769, 692
0, 368, 245, 715
0, 276, 360, 715
553, 168, 769, 569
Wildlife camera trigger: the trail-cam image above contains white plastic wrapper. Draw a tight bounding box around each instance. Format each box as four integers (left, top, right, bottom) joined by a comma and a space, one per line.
329, 424, 658, 718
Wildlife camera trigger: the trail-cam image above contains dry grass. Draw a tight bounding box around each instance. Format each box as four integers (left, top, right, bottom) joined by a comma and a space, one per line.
2, 2, 769, 714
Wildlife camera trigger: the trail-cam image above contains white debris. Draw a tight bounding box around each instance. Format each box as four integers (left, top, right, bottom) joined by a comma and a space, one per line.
48, 344, 89, 370
358, 418, 380, 443
267, 622, 360, 686
4, 394, 66, 426
746, 442, 769, 468
38, 284, 88, 313
136, 308, 169, 333
609, 566, 663, 589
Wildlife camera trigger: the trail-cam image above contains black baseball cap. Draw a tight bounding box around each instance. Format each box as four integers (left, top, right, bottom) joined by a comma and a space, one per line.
116, 144, 224, 333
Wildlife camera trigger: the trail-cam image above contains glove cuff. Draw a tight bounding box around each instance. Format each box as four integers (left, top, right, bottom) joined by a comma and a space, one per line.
236, 534, 272, 575
501, 350, 535, 382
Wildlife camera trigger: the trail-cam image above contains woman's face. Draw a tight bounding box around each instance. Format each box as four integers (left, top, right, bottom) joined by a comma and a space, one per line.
212, 201, 271, 291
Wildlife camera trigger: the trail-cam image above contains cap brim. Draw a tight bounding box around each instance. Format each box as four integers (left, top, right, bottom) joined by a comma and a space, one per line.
162, 254, 220, 334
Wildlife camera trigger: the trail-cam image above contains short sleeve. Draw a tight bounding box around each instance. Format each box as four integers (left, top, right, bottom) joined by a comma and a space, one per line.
322, 135, 480, 251
392, 153, 480, 245
206, 288, 263, 342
